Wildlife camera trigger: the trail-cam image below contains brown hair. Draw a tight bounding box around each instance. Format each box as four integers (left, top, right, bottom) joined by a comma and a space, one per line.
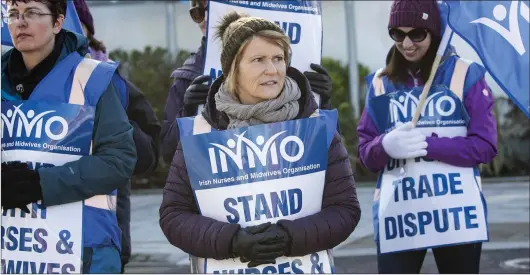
224, 29, 291, 94
380, 35, 441, 85
86, 31, 106, 53
5, 0, 66, 23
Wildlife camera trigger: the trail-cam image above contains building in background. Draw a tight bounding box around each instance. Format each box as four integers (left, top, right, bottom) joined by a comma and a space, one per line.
87, 0, 502, 95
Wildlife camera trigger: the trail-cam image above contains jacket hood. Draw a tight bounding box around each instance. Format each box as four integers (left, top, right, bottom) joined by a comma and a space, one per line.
201, 66, 318, 130
2, 29, 89, 74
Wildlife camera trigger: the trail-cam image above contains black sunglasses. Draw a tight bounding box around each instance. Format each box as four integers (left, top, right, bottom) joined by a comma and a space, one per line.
389, 28, 428, 43
189, 6, 206, 23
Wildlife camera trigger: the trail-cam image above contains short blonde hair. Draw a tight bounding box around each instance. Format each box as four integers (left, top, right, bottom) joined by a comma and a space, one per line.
224, 30, 291, 95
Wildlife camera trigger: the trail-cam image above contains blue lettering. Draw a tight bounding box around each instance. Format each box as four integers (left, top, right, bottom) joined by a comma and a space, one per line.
418, 175, 433, 199
403, 213, 417, 237
209, 68, 222, 84
414, 156, 434, 162
1, 226, 4, 249
263, 265, 277, 273
393, 179, 400, 202
274, 21, 301, 44
278, 262, 291, 273
27, 162, 54, 170
433, 174, 448, 196
224, 198, 239, 223
226, 189, 303, 223
448, 207, 463, 230
246, 268, 260, 274
387, 158, 396, 171
1, 226, 48, 253
47, 263, 60, 274
5, 259, 22, 274
62, 264, 75, 274
397, 214, 404, 238
22, 261, 29, 274
449, 173, 463, 194
271, 190, 288, 217
33, 228, 48, 253
255, 194, 272, 221
19, 227, 32, 252
402, 177, 416, 201
464, 206, 479, 229
1, 260, 76, 274
292, 259, 303, 274
237, 196, 253, 222
7, 226, 18, 251
288, 189, 302, 215
384, 217, 397, 240
32, 202, 47, 219
288, 23, 301, 44
417, 211, 432, 235
30, 261, 46, 274
433, 209, 449, 233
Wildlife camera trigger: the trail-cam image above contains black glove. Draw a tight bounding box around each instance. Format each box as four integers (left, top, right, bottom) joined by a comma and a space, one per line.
183, 75, 211, 116
246, 223, 292, 267
231, 222, 286, 268
304, 63, 332, 108
1, 162, 43, 213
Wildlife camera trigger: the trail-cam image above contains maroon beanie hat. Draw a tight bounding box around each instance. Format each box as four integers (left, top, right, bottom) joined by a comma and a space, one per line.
389, 0, 441, 37
73, 0, 95, 35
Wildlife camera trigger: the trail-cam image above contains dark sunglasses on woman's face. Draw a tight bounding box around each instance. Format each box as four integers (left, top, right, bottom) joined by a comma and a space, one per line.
389, 28, 428, 43
189, 6, 206, 23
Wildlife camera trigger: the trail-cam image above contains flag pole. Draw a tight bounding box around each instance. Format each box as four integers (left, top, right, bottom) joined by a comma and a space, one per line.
411, 26, 453, 126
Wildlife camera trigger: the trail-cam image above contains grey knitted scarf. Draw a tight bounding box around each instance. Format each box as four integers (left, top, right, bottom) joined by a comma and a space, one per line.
215, 76, 301, 129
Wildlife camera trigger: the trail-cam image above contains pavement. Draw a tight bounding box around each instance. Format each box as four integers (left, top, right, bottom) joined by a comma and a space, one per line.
125, 179, 530, 274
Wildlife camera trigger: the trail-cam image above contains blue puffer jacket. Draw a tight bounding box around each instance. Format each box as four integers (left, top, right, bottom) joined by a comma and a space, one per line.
1, 30, 137, 273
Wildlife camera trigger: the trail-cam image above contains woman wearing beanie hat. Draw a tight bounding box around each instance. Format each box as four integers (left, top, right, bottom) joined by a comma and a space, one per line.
160, 11, 361, 273
357, 0, 497, 273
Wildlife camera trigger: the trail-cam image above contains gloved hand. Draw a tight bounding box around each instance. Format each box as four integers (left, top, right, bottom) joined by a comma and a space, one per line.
1, 162, 43, 213
246, 223, 292, 267
304, 63, 332, 108
382, 122, 428, 159
183, 75, 211, 116
232, 222, 286, 267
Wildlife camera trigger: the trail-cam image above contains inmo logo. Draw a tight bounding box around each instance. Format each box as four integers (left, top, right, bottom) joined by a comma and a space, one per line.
389, 91, 457, 123
1, 104, 69, 140
208, 131, 305, 174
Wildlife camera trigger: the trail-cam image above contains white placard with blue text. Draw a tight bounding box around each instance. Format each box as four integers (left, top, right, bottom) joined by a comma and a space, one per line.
179, 115, 333, 274
203, 0, 322, 81
377, 157, 488, 254
1, 101, 91, 273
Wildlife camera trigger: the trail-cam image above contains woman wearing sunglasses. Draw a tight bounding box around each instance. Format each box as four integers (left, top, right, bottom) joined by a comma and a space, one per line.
161, 0, 208, 164
357, 0, 497, 273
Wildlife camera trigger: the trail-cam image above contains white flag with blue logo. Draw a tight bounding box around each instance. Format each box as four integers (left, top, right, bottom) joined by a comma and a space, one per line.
446, 0, 530, 118
2, 0, 84, 46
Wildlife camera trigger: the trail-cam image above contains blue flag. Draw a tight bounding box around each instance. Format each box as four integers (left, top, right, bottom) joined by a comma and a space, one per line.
2, 0, 84, 46
446, 0, 530, 118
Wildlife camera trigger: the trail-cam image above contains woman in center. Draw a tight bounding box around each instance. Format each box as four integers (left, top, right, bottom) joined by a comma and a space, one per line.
160, 11, 361, 273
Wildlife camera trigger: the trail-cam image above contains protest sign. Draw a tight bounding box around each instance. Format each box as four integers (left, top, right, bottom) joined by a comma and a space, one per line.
178, 110, 337, 274
1, 100, 91, 273
366, 83, 489, 254
203, 0, 323, 104
376, 157, 488, 254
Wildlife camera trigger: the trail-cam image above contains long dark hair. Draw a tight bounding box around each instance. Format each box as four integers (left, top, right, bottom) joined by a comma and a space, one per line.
87, 31, 106, 53
380, 34, 441, 85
